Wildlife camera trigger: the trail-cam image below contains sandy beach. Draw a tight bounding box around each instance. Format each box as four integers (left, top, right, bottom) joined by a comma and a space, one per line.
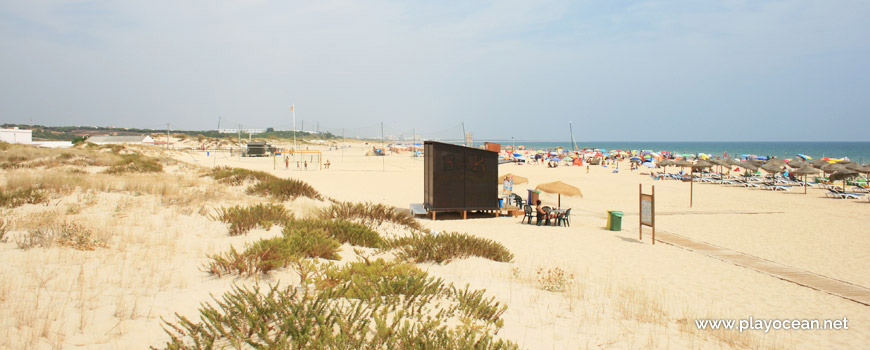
1, 139, 868, 349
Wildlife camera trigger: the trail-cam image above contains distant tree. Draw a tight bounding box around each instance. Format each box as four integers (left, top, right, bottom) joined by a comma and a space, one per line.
266, 127, 275, 132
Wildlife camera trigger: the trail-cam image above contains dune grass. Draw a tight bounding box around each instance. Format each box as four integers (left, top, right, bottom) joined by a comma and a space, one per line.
247, 177, 322, 201
206, 166, 323, 201
206, 166, 274, 185
284, 218, 384, 248
389, 232, 514, 264
16, 223, 107, 251
318, 201, 423, 231
103, 153, 163, 174
161, 258, 517, 349
212, 203, 292, 236
0, 142, 153, 170
0, 187, 47, 208
205, 226, 341, 277
0, 219, 7, 242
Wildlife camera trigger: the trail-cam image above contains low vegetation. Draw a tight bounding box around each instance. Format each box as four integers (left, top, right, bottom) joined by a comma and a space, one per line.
212, 203, 292, 235
389, 232, 515, 264
0, 187, 47, 208
285, 218, 384, 248
319, 201, 423, 231
205, 226, 341, 276
15, 223, 107, 251
0, 219, 8, 242
161, 258, 517, 350
247, 177, 322, 201
206, 167, 274, 185
103, 153, 164, 174
535, 266, 575, 292
0, 142, 153, 170
206, 166, 323, 201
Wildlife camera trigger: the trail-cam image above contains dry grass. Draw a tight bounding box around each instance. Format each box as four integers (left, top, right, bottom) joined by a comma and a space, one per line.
0, 187, 48, 208
16, 222, 109, 251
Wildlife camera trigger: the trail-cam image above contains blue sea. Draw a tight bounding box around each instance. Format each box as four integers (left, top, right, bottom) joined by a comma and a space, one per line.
463, 141, 870, 163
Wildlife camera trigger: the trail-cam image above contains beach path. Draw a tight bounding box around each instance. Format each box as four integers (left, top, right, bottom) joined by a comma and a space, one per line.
654, 230, 870, 307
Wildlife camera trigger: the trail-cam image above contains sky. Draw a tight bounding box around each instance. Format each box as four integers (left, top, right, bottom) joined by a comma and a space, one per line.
1, 0, 869, 141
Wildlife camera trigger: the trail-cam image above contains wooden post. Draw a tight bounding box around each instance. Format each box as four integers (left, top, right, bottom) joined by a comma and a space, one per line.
639, 183, 643, 241
462, 211, 467, 220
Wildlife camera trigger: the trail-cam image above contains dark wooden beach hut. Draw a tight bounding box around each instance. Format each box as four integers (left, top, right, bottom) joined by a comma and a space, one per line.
423, 141, 498, 219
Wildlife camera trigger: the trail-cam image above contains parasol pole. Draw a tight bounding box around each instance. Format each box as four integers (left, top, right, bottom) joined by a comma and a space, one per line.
690, 167, 694, 207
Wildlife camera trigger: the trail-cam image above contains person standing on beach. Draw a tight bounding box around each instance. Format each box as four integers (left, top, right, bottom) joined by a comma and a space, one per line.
304, 160, 308, 170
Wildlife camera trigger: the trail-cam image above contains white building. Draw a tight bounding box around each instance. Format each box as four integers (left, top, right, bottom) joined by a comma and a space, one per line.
87, 135, 156, 145
0, 127, 33, 144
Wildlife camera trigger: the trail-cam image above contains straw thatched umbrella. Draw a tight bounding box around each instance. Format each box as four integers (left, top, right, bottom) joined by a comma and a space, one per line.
535, 181, 582, 208
741, 161, 760, 177
657, 159, 673, 173
820, 163, 846, 179
791, 165, 820, 194
497, 173, 528, 185
810, 159, 829, 168
765, 158, 786, 167
787, 159, 806, 168
829, 170, 859, 192
760, 163, 784, 181
674, 160, 692, 174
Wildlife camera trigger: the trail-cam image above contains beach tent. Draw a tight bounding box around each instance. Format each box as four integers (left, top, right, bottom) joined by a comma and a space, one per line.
535, 181, 583, 208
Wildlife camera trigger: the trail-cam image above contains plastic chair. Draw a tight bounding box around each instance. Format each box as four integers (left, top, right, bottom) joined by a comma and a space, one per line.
522, 205, 535, 224
556, 208, 571, 227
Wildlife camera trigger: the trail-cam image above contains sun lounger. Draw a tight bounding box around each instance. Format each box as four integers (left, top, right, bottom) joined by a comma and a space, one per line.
826, 189, 865, 199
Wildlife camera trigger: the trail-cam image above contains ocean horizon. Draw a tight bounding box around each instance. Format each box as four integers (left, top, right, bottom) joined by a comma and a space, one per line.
450, 140, 870, 163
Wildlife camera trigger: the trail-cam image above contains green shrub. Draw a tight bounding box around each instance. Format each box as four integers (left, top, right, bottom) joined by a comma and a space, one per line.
319, 201, 423, 230
285, 219, 384, 248
104, 153, 163, 174
212, 203, 291, 236
247, 177, 322, 201
284, 227, 341, 260
205, 226, 341, 277
159, 277, 518, 349
0, 187, 48, 208
317, 258, 438, 300
389, 232, 514, 264
206, 166, 275, 185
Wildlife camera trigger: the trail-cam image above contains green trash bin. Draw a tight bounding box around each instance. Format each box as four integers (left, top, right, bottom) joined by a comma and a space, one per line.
607, 210, 624, 231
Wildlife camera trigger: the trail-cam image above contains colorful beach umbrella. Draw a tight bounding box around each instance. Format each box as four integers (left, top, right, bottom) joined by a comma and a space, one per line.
797, 154, 812, 160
